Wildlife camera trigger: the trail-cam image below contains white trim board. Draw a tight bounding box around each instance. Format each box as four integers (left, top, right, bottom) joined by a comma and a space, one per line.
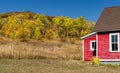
100, 59, 120, 61
96, 34, 98, 58
82, 40, 84, 61
81, 32, 96, 39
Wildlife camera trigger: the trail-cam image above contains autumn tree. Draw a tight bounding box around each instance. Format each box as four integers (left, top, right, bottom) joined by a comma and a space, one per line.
0, 12, 95, 41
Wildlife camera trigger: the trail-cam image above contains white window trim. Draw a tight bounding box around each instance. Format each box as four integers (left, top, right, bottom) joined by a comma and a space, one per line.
90, 40, 96, 51
109, 33, 119, 52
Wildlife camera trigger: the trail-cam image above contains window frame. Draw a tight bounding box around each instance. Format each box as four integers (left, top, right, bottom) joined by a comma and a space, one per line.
110, 33, 119, 52
90, 40, 96, 51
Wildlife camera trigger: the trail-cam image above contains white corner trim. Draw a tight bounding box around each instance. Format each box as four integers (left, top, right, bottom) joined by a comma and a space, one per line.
100, 59, 120, 61
96, 34, 98, 58
81, 32, 96, 39
82, 40, 84, 61
109, 33, 119, 52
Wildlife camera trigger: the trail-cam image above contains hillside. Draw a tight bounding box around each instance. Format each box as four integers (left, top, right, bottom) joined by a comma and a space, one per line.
0, 11, 94, 60
0, 11, 95, 41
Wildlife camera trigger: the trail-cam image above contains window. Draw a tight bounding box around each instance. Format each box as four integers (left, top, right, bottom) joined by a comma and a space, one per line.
90, 40, 96, 51
110, 33, 119, 52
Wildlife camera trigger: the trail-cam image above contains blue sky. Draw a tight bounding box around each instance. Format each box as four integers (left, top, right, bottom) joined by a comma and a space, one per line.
0, 0, 120, 22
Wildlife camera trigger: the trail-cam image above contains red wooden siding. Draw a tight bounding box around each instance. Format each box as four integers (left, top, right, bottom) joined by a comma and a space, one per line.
84, 35, 96, 61
98, 33, 120, 59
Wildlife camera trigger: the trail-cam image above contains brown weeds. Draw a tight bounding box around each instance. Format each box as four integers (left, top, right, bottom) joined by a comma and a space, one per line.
0, 40, 82, 60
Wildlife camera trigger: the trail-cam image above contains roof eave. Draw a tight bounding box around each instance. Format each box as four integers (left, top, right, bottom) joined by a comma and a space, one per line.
81, 32, 96, 39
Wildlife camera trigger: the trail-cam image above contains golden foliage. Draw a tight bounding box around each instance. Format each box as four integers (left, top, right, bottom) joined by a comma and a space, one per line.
0, 12, 95, 41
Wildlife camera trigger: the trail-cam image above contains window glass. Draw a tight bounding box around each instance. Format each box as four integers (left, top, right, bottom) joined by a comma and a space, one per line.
90, 41, 96, 50
110, 33, 119, 52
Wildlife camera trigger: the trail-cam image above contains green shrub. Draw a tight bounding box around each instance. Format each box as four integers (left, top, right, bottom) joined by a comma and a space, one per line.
92, 57, 100, 66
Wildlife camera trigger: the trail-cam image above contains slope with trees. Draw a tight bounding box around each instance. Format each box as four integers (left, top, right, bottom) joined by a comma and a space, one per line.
0, 12, 95, 41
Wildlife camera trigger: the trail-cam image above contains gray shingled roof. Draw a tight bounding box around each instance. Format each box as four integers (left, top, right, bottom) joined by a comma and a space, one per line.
93, 6, 120, 32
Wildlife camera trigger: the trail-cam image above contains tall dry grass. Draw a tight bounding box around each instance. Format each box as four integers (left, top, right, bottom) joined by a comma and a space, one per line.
0, 40, 82, 60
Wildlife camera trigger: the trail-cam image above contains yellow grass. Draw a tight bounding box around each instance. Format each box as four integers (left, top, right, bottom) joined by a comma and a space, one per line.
0, 40, 82, 59
0, 59, 120, 73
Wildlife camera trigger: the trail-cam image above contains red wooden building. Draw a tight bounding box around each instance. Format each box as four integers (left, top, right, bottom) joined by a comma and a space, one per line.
81, 6, 120, 61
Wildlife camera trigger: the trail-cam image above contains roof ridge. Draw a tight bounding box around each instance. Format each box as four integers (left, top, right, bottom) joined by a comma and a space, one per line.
104, 6, 120, 9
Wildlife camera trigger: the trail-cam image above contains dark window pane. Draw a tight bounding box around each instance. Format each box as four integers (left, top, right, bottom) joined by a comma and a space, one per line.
112, 44, 114, 51
114, 44, 118, 51
92, 42, 96, 50
112, 35, 118, 42
111, 34, 118, 51
94, 42, 96, 50
92, 42, 94, 48
112, 35, 114, 42
112, 44, 118, 51
114, 35, 118, 42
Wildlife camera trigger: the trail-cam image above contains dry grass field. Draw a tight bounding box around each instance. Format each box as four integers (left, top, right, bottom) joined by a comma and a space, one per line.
0, 40, 120, 73
0, 39, 82, 60
0, 59, 120, 73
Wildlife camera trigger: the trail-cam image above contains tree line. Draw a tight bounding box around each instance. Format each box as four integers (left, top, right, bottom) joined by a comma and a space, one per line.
0, 12, 95, 41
